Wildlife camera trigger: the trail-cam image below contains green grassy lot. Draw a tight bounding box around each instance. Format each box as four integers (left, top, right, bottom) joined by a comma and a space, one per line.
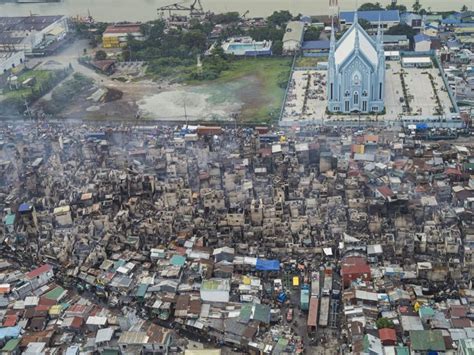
3, 70, 55, 99
295, 56, 328, 68
190, 57, 291, 123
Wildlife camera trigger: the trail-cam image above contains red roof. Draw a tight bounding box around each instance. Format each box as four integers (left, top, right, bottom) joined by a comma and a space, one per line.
39, 297, 56, 307
307, 296, 319, 327
26, 264, 52, 279
341, 257, 371, 275
377, 186, 395, 198
3, 315, 17, 327
104, 24, 142, 34
35, 305, 51, 312
451, 318, 472, 328
450, 305, 468, 318
70, 316, 84, 329
445, 167, 461, 176
379, 328, 397, 342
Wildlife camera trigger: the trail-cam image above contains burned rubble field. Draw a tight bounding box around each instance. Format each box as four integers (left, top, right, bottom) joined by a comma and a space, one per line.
0, 121, 473, 354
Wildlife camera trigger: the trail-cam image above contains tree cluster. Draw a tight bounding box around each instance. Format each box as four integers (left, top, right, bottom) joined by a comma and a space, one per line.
122, 10, 298, 80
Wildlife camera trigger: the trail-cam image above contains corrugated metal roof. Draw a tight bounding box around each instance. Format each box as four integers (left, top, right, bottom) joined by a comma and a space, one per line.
302, 40, 330, 50
283, 21, 304, 43
340, 10, 400, 23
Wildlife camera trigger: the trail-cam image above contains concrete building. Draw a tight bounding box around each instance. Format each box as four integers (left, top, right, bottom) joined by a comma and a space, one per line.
282, 21, 304, 54
0, 51, 25, 74
102, 23, 144, 48
414, 33, 432, 52
0, 15, 69, 54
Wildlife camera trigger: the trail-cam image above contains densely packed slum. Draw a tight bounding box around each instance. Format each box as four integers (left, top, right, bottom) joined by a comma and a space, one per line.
0, 121, 473, 354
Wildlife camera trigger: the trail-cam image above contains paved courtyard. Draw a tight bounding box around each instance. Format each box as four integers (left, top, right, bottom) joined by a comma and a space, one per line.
281, 60, 455, 124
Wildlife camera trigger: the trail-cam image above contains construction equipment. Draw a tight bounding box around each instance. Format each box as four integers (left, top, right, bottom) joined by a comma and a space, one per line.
158, 0, 206, 19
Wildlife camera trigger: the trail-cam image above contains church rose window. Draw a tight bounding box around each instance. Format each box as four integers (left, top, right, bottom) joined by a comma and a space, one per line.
352, 73, 360, 86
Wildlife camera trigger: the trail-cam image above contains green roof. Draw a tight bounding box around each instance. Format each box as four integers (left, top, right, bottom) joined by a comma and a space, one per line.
253, 304, 271, 324
1, 338, 20, 352
113, 259, 126, 271
418, 306, 435, 318
273, 338, 289, 354
136, 284, 148, 298
101, 350, 120, 355
395, 346, 410, 355
410, 330, 446, 351
239, 304, 252, 323
201, 279, 229, 291
4, 214, 15, 226
44, 286, 65, 301
464, 163, 474, 171
170, 255, 186, 267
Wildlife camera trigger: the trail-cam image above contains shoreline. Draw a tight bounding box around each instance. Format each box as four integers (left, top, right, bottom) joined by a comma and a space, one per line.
1, 0, 470, 22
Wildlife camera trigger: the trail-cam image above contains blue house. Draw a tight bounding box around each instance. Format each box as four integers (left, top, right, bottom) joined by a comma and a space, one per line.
302, 40, 330, 56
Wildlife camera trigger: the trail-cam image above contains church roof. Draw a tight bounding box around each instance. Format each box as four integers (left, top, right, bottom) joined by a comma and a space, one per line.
334, 22, 378, 67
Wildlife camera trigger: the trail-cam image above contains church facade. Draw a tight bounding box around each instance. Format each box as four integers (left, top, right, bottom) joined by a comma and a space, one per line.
327, 14, 385, 114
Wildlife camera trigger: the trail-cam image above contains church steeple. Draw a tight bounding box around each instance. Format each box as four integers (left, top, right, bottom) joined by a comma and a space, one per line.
354, 22, 360, 53
330, 18, 336, 54
376, 15, 383, 52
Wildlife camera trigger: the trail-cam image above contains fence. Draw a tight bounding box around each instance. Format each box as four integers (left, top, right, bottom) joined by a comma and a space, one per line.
278, 54, 298, 122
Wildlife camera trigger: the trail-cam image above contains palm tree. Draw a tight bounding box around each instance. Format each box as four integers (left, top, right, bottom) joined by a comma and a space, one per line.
412, 0, 422, 13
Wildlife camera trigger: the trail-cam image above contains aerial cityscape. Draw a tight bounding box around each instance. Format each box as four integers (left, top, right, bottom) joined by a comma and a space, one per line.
0, 0, 473, 354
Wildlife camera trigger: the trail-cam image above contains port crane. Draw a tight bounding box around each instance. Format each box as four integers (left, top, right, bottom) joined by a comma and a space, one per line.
158, 0, 206, 19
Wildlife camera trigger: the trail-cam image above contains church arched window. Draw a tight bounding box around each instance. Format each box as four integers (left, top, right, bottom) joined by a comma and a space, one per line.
353, 91, 359, 105
362, 90, 368, 97
344, 90, 350, 97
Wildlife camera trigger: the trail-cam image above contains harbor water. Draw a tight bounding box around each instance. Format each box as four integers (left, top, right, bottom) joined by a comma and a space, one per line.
1, 0, 472, 22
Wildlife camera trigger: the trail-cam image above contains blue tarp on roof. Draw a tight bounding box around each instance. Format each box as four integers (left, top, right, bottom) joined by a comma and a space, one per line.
0, 326, 21, 340
340, 10, 400, 23
18, 203, 32, 213
256, 259, 280, 271
416, 123, 429, 130
414, 33, 431, 43
302, 40, 330, 50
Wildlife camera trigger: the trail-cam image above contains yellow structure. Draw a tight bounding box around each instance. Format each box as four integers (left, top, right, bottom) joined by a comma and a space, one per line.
102, 24, 144, 49
293, 276, 300, 287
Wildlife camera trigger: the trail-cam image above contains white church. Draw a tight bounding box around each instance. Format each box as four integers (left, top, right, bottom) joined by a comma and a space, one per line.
327, 13, 386, 114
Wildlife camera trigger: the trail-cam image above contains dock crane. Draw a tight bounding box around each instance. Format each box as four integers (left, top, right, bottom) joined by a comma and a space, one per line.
158, 0, 206, 19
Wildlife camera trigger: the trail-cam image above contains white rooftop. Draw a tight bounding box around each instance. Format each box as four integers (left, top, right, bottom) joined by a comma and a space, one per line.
335, 23, 378, 67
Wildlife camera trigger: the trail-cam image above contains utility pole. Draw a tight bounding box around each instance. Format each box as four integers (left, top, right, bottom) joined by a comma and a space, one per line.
23, 96, 33, 121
